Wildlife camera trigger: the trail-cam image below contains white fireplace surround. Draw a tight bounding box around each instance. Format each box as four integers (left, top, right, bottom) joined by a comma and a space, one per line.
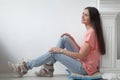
100, 11, 120, 73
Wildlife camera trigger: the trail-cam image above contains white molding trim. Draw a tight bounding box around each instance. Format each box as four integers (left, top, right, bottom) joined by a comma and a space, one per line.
100, 0, 120, 4
100, 11, 119, 17
100, 0, 120, 12
100, 68, 120, 73
100, 11, 120, 72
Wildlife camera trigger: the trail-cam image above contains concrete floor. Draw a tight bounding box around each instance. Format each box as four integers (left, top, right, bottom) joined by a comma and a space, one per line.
0, 74, 107, 80
0, 74, 70, 80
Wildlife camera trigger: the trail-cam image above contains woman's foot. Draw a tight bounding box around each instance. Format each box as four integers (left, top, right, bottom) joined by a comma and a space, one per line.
35, 64, 54, 77
8, 59, 28, 77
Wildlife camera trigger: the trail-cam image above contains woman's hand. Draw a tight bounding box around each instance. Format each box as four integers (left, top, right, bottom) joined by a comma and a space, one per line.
61, 33, 74, 40
61, 33, 71, 37
61, 33, 80, 49
49, 47, 63, 53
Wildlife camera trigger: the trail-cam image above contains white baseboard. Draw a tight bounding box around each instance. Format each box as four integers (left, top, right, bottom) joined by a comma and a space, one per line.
100, 68, 120, 73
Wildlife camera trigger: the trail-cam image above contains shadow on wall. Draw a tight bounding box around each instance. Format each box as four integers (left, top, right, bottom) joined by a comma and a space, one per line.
116, 12, 120, 59
0, 41, 15, 73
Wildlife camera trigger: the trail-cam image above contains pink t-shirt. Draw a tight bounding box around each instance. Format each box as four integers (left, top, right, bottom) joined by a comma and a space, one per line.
79, 29, 100, 75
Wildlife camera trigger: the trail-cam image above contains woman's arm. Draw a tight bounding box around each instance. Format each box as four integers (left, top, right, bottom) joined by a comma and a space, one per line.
49, 42, 90, 60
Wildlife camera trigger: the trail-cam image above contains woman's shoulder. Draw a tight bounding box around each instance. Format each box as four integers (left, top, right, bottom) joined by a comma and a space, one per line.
86, 28, 96, 36
88, 28, 95, 33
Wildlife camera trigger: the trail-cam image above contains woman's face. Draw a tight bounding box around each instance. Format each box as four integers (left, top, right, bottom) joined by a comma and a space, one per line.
81, 9, 91, 25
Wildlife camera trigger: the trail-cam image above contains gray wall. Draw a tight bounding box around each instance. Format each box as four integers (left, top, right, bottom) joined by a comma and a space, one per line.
0, 42, 13, 73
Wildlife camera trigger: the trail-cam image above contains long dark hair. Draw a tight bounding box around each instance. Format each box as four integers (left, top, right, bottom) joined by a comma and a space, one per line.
85, 7, 106, 55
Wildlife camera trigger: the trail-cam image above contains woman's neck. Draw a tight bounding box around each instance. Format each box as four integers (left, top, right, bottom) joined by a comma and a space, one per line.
85, 24, 93, 30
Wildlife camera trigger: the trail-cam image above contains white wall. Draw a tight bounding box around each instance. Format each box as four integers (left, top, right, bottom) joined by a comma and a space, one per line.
0, 0, 98, 74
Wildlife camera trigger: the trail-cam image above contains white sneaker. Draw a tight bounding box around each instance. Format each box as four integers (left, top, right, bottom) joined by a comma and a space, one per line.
35, 64, 54, 77
8, 59, 28, 77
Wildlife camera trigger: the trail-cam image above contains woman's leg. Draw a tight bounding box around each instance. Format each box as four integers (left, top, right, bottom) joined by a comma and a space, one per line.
27, 35, 87, 74
35, 35, 80, 77
57, 35, 79, 52
8, 35, 86, 77
50, 35, 80, 64
27, 52, 87, 75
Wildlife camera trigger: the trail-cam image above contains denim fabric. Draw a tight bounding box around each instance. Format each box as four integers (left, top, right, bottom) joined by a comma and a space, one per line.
26, 35, 87, 75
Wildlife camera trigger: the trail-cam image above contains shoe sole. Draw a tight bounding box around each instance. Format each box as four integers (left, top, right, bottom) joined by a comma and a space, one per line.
35, 72, 53, 77
8, 61, 23, 77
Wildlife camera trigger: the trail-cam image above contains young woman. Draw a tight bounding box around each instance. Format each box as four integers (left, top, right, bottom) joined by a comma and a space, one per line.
8, 6, 105, 77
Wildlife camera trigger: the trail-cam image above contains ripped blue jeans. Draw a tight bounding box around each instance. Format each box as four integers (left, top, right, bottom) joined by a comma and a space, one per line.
26, 35, 87, 75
